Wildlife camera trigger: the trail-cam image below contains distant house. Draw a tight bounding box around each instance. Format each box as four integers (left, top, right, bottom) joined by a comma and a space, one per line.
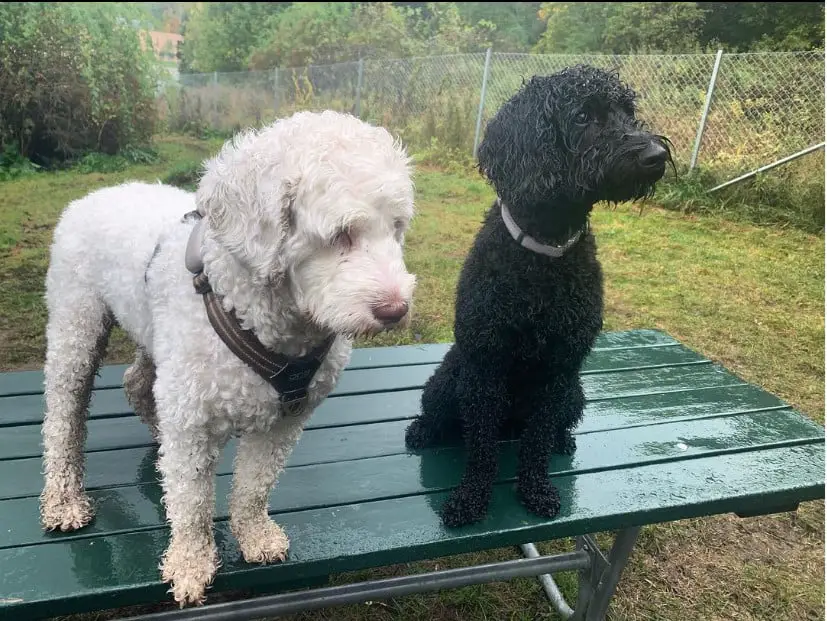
142, 30, 183, 65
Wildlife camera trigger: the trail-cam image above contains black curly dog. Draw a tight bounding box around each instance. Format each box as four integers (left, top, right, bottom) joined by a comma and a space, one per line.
405, 65, 672, 528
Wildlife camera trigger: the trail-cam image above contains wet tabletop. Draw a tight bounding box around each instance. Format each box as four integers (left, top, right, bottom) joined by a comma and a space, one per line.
0, 329, 823, 619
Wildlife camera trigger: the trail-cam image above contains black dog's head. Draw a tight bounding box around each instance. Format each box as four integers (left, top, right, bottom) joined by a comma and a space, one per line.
478, 64, 672, 221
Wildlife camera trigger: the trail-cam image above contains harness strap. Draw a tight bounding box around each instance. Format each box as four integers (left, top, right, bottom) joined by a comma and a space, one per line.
185, 211, 334, 416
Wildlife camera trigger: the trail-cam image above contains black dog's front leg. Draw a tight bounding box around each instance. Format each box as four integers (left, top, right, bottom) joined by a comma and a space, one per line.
516, 373, 585, 518
440, 362, 510, 528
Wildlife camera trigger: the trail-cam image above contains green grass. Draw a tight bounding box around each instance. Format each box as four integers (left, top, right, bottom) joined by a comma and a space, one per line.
653, 153, 826, 236
2, 137, 823, 621
0, 134, 222, 370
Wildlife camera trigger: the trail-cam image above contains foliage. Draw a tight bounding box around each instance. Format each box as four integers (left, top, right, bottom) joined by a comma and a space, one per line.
249, 3, 416, 69
162, 1, 824, 74
603, 3, 707, 53
654, 153, 825, 234
535, 2, 825, 54
455, 3, 545, 52
0, 144, 41, 181
180, 2, 289, 73
143, 1, 192, 33
249, 2, 495, 69
0, 2, 159, 167
698, 2, 825, 52
402, 2, 495, 56
161, 159, 204, 192
75, 146, 160, 174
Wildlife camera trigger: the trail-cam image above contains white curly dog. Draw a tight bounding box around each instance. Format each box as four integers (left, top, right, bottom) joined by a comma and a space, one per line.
39, 110, 416, 606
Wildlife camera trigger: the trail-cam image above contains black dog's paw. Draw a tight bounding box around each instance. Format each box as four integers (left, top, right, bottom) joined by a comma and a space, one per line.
518, 480, 561, 519
404, 418, 435, 451
553, 431, 577, 456
440, 485, 491, 528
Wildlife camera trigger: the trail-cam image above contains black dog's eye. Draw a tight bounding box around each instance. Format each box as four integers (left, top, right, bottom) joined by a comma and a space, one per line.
575, 111, 590, 125
333, 229, 352, 251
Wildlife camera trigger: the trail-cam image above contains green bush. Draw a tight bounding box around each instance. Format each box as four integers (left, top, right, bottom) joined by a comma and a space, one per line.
0, 3, 160, 167
655, 153, 825, 234
0, 144, 41, 181
162, 160, 204, 192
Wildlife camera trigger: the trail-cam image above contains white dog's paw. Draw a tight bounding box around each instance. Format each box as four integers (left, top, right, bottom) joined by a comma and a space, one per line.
235, 519, 290, 564
40, 490, 94, 532
160, 537, 219, 607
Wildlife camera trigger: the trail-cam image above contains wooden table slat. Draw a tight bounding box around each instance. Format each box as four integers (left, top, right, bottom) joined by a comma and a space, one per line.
0, 329, 680, 397
0, 408, 822, 550
0, 382, 788, 464
1, 443, 822, 619
0, 345, 719, 428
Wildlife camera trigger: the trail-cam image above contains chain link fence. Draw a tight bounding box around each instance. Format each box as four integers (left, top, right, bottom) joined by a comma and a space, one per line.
160, 50, 824, 186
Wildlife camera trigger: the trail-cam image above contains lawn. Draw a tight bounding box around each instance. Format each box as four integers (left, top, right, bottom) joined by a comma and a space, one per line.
1, 136, 823, 621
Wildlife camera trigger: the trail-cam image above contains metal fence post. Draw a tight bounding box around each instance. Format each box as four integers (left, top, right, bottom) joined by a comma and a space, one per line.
355, 58, 364, 118
473, 47, 493, 159
690, 49, 723, 171
273, 67, 280, 114
212, 71, 218, 123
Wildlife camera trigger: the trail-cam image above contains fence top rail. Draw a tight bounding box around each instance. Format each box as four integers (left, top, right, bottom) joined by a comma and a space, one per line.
177, 49, 825, 81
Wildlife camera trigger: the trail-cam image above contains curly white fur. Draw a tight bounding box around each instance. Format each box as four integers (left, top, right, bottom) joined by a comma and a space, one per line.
39, 110, 416, 606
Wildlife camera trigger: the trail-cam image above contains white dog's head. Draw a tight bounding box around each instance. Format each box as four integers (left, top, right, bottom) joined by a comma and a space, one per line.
196, 110, 416, 338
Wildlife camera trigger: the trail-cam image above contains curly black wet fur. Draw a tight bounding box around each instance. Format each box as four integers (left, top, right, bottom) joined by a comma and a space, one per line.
405, 65, 672, 528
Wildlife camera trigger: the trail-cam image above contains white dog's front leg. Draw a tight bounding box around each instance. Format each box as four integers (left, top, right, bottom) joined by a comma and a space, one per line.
229, 413, 309, 564
156, 418, 222, 607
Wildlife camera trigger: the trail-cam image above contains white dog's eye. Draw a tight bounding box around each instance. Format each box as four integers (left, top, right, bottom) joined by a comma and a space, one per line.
333, 229, 352, 251
394, 218, 405, 232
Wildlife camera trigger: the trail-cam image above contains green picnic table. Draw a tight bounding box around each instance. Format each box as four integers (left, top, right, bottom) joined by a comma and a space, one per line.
0, 329, 823, 621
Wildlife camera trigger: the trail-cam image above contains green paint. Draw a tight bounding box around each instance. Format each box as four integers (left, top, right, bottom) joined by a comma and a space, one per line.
0, 330, 822, 620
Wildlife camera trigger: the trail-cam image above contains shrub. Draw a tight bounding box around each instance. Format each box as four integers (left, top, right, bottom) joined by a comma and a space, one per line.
0, 3, 160, 167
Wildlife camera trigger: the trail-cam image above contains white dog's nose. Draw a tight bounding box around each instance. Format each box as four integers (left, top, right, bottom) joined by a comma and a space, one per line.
372, 301, 409, 324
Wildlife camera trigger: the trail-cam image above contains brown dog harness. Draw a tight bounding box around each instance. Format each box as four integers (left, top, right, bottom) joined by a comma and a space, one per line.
183, 211, 334, 416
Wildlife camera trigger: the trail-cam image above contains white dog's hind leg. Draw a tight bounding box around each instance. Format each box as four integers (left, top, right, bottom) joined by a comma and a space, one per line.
156, 409, 222, 607
124, 347, 159, 442
229, 415, 308, 564
40, 293, 113, 532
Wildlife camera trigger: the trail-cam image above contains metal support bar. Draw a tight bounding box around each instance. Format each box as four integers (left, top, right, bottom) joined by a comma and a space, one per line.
708, 142, 825, 193
121, 551, 591, 621
473, 47, 493, 159
572, 526, 642, 621
580, 534, 609, 569
690, 49, 723, 171
571, 535, 601, 621
520, 543, 575, 618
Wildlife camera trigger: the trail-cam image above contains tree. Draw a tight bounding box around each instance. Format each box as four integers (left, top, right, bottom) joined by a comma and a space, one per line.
534, 2, 825, 54
248, 2, 493, 69
181, 2, 289, 73
698, 2, 824, 51
534, 3, 614, 53
403, 2, 495, 55
603, 2, 706, 53
456, 2, 545, 51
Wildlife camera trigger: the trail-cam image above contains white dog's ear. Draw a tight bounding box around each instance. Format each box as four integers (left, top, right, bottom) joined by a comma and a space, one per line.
196, 145, 297, 288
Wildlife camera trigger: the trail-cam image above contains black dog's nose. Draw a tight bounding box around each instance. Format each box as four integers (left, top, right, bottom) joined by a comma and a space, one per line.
639, 142, 668, 168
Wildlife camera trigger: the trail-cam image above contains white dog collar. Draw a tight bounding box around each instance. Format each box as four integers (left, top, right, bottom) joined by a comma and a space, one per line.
499, 199, 586, 258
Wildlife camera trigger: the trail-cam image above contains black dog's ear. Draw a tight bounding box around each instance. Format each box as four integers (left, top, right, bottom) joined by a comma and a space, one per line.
477, 87, 563, 206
